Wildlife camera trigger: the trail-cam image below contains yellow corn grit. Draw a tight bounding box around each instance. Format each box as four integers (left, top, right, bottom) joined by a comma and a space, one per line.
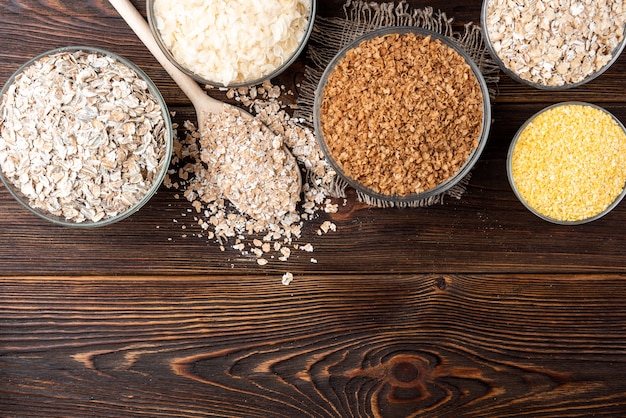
510, 103, 626, 222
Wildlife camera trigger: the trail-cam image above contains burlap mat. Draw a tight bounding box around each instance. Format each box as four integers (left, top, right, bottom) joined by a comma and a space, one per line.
295, 0, 499, 208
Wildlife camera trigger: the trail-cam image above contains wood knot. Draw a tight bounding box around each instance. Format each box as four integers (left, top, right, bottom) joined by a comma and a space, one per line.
391, 361, 420, 383
386, 354, 430, 391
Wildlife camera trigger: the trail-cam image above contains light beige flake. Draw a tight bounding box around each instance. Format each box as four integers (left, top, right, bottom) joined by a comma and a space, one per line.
281, 272, 294, 285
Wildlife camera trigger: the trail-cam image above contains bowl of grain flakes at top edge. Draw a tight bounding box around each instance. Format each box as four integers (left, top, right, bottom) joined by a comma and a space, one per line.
481, 0, 626, 90
147, 0, 316, 88
314, 26, 491, 204
0, 46, 173, 227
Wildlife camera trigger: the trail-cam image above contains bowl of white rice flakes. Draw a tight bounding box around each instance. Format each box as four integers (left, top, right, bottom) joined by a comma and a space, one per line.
147, 0, 316, 87
0, 46, 173, 227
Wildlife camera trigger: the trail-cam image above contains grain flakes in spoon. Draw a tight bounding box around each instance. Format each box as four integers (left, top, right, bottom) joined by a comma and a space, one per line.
199, 106, 301, 224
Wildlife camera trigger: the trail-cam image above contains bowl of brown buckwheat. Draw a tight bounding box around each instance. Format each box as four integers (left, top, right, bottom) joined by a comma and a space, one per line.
314, 26, 491, 205
482, 0, 626, 89
0, 46, 173, 227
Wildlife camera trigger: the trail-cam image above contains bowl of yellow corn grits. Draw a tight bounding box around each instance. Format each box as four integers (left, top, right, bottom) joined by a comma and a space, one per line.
507, 102, 626, 224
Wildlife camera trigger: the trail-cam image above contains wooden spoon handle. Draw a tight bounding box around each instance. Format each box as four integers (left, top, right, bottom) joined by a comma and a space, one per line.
108, 0, 221, 113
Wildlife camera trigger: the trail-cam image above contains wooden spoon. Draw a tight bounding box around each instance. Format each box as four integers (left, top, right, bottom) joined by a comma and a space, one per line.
107, 0, 302, 203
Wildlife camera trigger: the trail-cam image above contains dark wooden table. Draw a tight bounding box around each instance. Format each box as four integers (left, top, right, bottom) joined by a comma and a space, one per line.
2, 1, 626, 416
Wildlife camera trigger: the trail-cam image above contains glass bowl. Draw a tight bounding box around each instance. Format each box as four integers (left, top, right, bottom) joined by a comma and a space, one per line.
0, 46, 173, 227
146, 0, 316, 88
481, 0, 626, 90
507, 102, 626, 224
313, 26, 492, 205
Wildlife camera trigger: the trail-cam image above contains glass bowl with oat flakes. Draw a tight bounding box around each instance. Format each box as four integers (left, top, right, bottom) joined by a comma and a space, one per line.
507, 102, 626, 225
482, 0, 626, 90
147, 0, 316, 88
314, 26, 491, 205
0, 46, 173, 227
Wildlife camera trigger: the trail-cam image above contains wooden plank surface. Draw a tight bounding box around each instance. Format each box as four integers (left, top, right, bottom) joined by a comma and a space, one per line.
1, 0, 626, 416
3, 274, 626, 417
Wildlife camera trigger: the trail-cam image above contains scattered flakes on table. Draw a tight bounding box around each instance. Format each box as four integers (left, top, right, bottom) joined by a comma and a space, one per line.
164, 80, 342, 273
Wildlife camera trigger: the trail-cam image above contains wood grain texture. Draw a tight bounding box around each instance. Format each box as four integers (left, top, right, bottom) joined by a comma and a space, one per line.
2, 0, 626, 415
3, 274, 626, 417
